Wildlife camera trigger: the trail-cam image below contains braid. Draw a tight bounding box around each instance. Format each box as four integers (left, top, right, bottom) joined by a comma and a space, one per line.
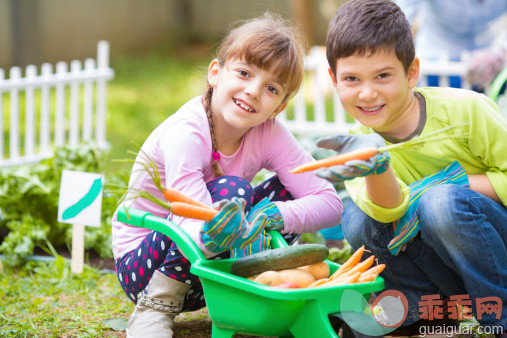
203, 83, 226, 178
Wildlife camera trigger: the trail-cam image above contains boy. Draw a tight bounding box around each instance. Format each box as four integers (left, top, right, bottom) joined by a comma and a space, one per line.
319, 0, 506, 334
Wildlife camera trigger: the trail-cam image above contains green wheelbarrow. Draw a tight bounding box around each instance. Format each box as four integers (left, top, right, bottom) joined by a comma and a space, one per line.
117, 207, 384, 337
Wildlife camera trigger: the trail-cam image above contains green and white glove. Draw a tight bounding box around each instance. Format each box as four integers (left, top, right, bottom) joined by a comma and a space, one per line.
200, 197, 267, 253
315, 133, 390, 184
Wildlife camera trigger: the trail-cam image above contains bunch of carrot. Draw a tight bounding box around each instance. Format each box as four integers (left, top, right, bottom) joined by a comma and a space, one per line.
117, 145, 219, 222
308, 245, 385, 288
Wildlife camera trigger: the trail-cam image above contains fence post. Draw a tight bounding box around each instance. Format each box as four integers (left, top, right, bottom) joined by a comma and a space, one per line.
25, 65, 37, 158
69, 60, 81, 147
55, 62, 67, 147
0, 69, 4, 160
96, 40, 109, 149
9, 67, 21, 160
40, 63, 52, 156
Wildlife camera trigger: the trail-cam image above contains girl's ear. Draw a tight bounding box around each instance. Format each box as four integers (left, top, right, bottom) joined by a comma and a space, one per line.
208, 59, 220, 87
407, 57, 420, 89
270, 100, 288, 118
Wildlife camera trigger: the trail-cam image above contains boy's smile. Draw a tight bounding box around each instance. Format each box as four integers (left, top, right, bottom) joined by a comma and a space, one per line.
330, 49, 420, 137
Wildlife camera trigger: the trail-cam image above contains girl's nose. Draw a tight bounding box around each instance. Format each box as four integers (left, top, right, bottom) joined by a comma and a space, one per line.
358, 84, 378, 101
244, 81, 261, 100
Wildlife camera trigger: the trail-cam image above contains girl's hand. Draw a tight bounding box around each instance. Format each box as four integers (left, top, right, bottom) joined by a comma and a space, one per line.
315, 134, 390, 183
247, 197, 284, 231
200, 197, 267, 253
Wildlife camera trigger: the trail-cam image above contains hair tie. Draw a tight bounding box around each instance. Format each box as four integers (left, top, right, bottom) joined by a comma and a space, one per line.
212, 152, 221, 161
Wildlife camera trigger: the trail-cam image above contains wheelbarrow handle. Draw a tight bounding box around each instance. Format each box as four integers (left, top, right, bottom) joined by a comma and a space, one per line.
117, 207, 206, 264
117, 207, 289, 263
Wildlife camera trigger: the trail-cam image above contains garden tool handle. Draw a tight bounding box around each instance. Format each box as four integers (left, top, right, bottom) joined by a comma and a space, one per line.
117, 208, 290, 263
268, 230, 289, 249
117, 207, 206, 264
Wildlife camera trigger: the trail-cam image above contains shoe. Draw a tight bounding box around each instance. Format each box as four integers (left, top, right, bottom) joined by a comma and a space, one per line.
126, 270, 191, 338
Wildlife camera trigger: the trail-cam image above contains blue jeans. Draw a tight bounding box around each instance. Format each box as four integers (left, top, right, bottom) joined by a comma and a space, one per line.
342, 185, 507, 330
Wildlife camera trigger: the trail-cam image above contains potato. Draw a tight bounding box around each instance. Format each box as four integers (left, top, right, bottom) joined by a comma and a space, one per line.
278, 269, 315, 288
253, 270, 283, 286
298, 261, 330, 280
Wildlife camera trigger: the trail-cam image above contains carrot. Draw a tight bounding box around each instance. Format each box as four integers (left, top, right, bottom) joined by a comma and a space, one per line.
337, 255, 375, 279
162, 187, 212, 209
169, 202, 218, 222
358, 273, 379, 283
362, 264, 386, 277
329, 245, 365, 280
290, 148, 379, 174
307, 278, 330, 288
319, 271, 361, 287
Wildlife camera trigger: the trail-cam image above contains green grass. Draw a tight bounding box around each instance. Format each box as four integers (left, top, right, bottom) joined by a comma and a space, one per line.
0, 257, 132, 337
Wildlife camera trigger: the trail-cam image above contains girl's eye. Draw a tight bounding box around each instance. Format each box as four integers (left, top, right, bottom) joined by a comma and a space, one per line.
267, 85, 279, 94
238, 70, 249, 77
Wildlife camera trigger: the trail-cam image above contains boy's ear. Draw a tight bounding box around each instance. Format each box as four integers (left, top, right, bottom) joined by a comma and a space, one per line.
407, 57, 420, 89
328, 68, 338, 89
271, 100, 288, 118
208, 59, 219, 87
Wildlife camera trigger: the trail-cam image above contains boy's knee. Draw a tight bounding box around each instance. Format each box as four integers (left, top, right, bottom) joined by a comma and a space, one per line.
418, 184, 470, 234
342, 203, 372, 248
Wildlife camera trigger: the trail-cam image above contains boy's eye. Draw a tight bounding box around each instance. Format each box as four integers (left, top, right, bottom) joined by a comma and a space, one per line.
266, 85, 279, 94
377, 73, 390, 79
344, 76, 358, 82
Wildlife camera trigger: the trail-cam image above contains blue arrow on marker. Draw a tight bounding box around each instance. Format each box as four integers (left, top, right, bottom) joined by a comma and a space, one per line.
62, 177, 103, 220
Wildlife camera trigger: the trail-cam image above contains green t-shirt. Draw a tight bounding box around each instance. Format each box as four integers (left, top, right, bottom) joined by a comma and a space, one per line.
345, 87, 507, 223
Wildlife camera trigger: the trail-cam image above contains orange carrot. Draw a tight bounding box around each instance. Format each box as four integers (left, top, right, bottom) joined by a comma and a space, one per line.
338, 255, 375, 279
169, 202, 218, 222
357, 273, 378, 283
163, 187, 212, 209
362, 264, 386, 277
290, 147, 379, 174
319, 271, 361, 287
308, 278, 330, 288
330, 245, 365, 280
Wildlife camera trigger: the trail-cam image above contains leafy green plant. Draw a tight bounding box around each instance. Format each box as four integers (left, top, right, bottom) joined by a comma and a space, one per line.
0, 143, 128, 267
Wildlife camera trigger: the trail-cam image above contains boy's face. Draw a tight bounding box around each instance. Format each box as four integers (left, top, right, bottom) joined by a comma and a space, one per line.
329, 49, 419, 134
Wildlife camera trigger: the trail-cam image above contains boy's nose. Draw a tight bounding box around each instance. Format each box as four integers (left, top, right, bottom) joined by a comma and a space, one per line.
358, 84, 378, 101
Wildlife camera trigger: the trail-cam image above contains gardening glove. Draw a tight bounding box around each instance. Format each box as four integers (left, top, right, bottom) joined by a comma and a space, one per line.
230, 229, 272, 258
248, 197, 284, 231
230, 198, 282, 258
200, 197, 268, 253
315, 133, 390, 184
387, 161, 469, 255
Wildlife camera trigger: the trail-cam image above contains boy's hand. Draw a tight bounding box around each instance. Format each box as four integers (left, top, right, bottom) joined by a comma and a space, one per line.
315, 133, 390, 183
200, 197, 267, 253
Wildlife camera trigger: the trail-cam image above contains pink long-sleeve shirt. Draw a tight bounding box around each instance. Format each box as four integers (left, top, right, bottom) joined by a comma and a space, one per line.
112, 96, 342, 260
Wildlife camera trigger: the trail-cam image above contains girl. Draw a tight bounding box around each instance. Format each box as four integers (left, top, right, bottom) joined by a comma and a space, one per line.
112, 14, 342, 337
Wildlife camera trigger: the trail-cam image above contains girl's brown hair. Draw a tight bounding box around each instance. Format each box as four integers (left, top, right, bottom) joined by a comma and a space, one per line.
202, 13, 306, 177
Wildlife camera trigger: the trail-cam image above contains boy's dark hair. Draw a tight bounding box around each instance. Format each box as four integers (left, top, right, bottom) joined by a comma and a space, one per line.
326, 0, 415, 75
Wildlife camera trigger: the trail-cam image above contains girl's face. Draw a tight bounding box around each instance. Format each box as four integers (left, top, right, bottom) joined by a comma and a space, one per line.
329, 49, 419, 135
208, 58, 288, 135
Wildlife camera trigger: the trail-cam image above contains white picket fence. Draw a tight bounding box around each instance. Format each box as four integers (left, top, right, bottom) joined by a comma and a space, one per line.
0, 41, 114, 167
279, 46, 470, 135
